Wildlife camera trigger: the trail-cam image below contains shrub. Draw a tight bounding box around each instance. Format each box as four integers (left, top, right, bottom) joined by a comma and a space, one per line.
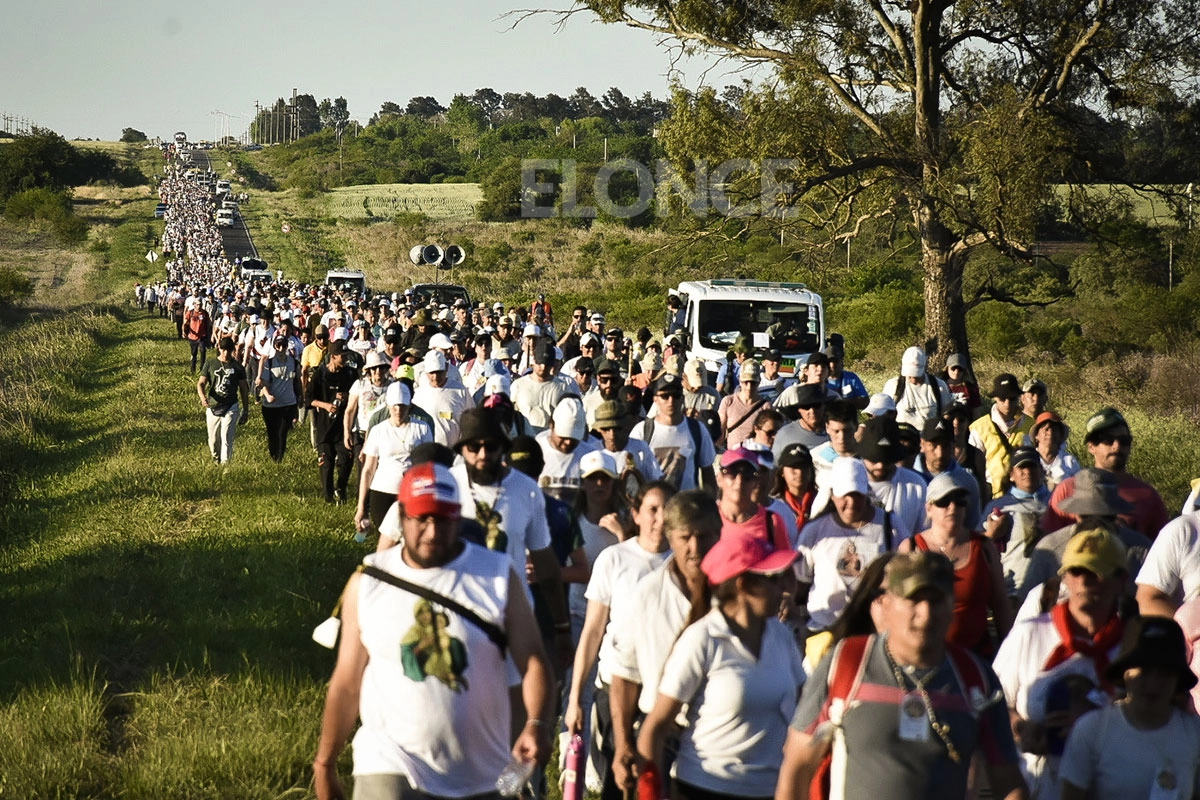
4, 187, 89, 244
0, 265, 33, 308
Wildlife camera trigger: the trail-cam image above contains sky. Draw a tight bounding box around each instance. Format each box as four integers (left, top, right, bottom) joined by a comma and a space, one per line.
0, 0, 741, 141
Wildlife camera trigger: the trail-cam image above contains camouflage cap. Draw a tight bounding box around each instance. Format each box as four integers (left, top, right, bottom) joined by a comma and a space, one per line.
885, 551, 956, 599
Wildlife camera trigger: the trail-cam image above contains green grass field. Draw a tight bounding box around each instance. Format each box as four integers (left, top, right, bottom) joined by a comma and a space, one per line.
325, 183, 482, 221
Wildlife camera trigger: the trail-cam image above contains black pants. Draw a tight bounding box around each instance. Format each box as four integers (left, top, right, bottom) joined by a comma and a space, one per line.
174, 312, 184, 337
189, 339, 208, 373
261, 404, 296, 462
317, 439, 352, 501
591, 684, 626, 800
368, 488, 396, 529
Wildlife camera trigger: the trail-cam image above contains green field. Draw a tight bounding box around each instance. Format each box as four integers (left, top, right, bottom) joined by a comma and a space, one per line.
1051, 183, 1193, 227
325, 183, 482, 221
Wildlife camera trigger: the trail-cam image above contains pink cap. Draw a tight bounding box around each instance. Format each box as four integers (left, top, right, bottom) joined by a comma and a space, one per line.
701, 531, 798, 586
719, 446, 760, 471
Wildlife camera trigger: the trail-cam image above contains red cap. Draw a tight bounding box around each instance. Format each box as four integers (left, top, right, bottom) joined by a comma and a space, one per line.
398, 463, 460, 519
701, 530, 798, 586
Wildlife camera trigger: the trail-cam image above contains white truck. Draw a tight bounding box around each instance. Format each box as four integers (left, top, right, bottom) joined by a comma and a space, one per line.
215, 208, 235, 227
670, 279, 825, 382
325, 269, 367, 294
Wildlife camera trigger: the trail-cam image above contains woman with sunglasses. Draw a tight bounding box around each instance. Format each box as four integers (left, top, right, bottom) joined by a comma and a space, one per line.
899, 471, 1013, 656
636, 531, 805, 800
716, 447, 791, 552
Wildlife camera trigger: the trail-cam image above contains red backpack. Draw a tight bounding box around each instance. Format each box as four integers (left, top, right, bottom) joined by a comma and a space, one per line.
807, 634, 989, 800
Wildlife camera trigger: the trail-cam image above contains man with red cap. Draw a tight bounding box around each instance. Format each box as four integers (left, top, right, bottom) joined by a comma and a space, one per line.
314, 462, 555, 800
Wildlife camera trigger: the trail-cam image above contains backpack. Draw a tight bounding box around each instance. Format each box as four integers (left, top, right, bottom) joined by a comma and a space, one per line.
892, 372, 944, 418
641, 414, 705, 489
807, 634, 989, 800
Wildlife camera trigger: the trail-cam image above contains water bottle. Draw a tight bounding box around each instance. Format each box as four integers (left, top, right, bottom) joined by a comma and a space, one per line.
495, 758, 535, 798
354, 518, 372, 544
562, 734, 584, 800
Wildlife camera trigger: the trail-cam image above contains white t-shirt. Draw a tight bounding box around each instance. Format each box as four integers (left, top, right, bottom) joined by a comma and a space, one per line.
586, 538, 670, 684
881, 375, 952, 429
993, 612, 1121, 800
602, 439, 664, 482
411, 385, 474, 446
868, 466, 928, 537
450, 464, 553, 566
658, 609, 806, 797
352, 543, 513, 794
1136, 511, 1200, 605
510, 374, 573, 431
1060, 704, 1200, 800
569, 516, 620, 625
630, 416, 716, 491
535, 430, 599, 498
797, 507, 912, 630
608, 559, 692, 714
364, 420, 434, 494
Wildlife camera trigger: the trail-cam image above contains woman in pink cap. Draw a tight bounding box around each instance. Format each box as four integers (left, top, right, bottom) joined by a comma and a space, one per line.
636, 532, 806, 800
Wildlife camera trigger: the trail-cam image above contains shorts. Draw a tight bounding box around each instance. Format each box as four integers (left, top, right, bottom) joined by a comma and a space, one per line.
352, 774, 502, 800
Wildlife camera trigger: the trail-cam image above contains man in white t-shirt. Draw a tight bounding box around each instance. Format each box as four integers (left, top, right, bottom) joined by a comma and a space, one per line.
881, 346, 952, 429
313, 462, 554, 800
591, 399, 662, 482
630, 374, 716, 493
510, 342, 573, 433
1136, 510, 1200, 618
411, 350, 474, 446
858, 414, 928, 535
535, 396, 599, 505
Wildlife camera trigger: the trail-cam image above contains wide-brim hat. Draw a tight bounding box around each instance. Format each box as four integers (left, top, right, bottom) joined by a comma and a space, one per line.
1059, 468, 1135, 516
453, 407, 511, 452
1105, 616, 1197, 690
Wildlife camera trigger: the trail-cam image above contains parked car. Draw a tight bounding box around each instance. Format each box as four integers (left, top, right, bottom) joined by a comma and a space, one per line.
154, 203, 168, 219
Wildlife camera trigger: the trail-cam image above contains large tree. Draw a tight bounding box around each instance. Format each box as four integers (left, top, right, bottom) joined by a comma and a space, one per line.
536, 0, 1200, 365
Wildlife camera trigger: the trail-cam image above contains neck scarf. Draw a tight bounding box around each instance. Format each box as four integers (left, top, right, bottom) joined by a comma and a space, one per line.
1043, 602, 1123, 692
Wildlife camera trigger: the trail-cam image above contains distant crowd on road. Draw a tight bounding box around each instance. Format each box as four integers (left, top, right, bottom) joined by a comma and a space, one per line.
137, 144, 1200, 800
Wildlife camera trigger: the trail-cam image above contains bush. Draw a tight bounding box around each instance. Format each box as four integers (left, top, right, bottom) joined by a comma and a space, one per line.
827, 286, 924, 360
0, 265, 33, 307
4, 187, 89, 244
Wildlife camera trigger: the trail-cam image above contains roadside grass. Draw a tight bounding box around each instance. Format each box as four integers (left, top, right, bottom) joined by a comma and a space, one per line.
0, 197, 364, 795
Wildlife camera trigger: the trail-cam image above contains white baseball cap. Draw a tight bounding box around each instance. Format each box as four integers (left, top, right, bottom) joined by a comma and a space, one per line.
829, 457, 870, 498
428, 333, 453, 350
864, 393, 897, 417
385, 381, 412, 407
901, 346, 927, 378
423, 350, 448, 373
579, 450, 618, 479
523, 323, 541, 338
551, 397, 587, 441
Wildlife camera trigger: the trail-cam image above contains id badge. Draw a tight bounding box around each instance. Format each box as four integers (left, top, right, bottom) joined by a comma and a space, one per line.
1149, 766, 1180, 800
898, 693, 930, 742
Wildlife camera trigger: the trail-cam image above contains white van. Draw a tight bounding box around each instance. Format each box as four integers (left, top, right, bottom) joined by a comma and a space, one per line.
672, 279, 825, 381
215, 180, 232, 196
216, 208, 235, 227
326, 269, 367, 294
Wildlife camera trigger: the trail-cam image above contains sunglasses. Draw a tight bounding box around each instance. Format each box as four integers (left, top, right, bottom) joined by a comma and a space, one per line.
573, 314, 584, 319
931, 492, 968, 508
721, 465, 758, 480
759, 427, 780, 437
1097, 434, 1133, 447
464, 440, 503, 454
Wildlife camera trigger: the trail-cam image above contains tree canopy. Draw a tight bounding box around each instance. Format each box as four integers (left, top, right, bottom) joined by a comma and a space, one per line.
553, 0, 1200, 366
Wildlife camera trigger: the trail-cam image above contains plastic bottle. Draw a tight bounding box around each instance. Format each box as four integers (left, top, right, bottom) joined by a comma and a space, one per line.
561, 734, 584, 800
354, 518, 372, 544
495, 758, 535, 798
637, 760, 661, 800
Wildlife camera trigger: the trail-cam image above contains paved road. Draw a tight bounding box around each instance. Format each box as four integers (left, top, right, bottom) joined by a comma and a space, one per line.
188, 149, 259, 261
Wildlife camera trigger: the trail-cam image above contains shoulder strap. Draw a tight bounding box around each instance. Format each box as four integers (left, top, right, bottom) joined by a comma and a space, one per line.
928, 372, 944, 416
944, 643, 995, 717
913, 533, 930, 552
358, 564, 508, 656
643, 415, 656, 444
686, 417, 704, 485
883, 510, 893, 551
990, 419, 1015, 456
892, 375, 906, 402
